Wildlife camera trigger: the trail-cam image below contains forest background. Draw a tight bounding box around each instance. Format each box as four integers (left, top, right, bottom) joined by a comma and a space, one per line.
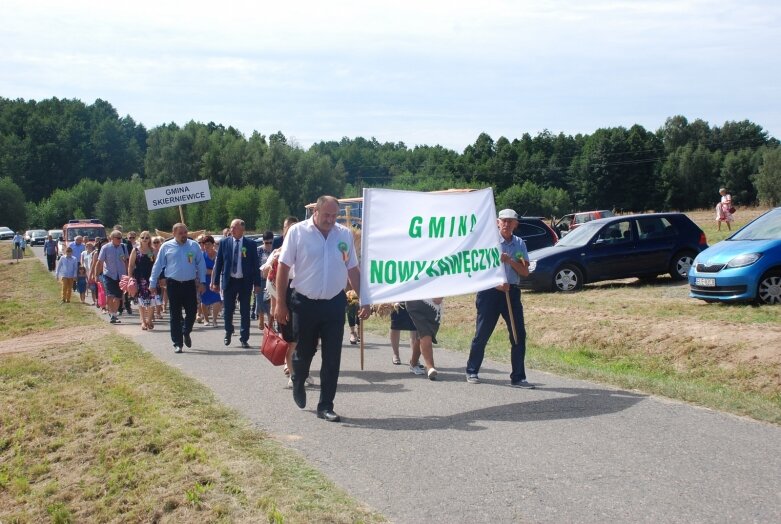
1, 96, 780, 233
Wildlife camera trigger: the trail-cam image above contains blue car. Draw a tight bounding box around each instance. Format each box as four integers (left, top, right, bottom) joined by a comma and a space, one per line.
689, 207, 781, 304
523, 212, 708, 292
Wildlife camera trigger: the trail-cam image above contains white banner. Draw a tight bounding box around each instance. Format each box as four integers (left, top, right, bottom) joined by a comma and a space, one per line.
144, 180, 211, 210
360, 188, 506, 304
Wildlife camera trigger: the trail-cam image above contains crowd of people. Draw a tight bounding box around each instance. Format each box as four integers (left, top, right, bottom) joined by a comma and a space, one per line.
41, 195, 536, 423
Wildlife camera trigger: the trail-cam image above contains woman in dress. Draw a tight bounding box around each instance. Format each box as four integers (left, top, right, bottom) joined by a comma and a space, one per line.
151, 236, 166, 320
716, 187, 734, 231
90, 238, 107, 313
81, 241, 97, 305
199, 235, 222, 327
389, 303, 418, 365
128, 231, 156, 330
405, 298, 444, 380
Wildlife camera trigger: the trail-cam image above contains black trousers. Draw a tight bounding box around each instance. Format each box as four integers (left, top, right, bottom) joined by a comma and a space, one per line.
291, 291, 347, 412
223, 277, 252, 342
167, 279, 197, 347
46, 254, 57, 271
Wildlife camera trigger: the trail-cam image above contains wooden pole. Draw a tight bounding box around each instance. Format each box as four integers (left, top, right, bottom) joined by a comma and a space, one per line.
178, 205, 185, 225
344, 204, 365, 370
505, 290, 518, 345
359, 320, 365, 370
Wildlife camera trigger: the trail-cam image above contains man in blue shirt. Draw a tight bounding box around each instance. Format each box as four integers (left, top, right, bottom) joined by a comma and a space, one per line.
12, 232, 24, 263
43, 234, 59, 271
466, 208, 535, 388
150, 223, 206, 353
69, 235, 86, 267
97, 230, 128, 324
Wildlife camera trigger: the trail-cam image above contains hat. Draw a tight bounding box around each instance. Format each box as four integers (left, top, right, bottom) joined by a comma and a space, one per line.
262, 231, 274, 241
497, 209, 519, 220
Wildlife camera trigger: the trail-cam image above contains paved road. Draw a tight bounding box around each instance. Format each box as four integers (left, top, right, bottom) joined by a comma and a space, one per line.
36, 247, 781, 523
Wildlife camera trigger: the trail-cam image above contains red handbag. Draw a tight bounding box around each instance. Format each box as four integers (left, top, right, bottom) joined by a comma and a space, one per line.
261, 323, 288, 366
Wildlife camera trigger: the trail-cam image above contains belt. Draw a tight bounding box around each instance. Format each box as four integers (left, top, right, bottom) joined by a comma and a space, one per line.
167, 278, 195, 283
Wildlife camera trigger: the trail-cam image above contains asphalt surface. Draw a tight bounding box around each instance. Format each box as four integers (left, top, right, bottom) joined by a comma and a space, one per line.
34, 247, 781, 523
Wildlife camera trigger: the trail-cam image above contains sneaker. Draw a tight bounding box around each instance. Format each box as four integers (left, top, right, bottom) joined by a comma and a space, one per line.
427, 367, 438, 380
510, 380, 535, 389
305, 376, 315, 387
109, 316, 120, 324
174, 345, 183, 354
466, 373, 480, 384
409, 363, 425, 375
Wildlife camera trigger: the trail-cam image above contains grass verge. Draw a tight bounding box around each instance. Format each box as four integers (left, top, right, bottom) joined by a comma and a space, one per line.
0, 245, 382, 523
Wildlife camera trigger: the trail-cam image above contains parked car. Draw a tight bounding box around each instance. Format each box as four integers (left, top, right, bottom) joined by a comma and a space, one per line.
689, 207, 781, 305
28, 229, 49, 246
514, 217, 559, 252
48, 229, 63, 242
0, 226, 15, 240
555, 209, 615, 236
521, 213, 708, 292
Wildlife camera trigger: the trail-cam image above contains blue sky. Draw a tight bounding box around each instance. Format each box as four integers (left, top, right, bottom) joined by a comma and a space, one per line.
3, 0, 779, 150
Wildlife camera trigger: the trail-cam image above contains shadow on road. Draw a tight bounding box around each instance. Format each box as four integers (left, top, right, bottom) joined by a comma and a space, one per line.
342, 387, 646, 431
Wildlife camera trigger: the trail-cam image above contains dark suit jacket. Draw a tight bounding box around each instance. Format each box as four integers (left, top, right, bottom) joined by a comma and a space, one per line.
213, 236, 262, 290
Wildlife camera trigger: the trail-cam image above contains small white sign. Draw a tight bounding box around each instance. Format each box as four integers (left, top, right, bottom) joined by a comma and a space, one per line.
145, 180, 211, 210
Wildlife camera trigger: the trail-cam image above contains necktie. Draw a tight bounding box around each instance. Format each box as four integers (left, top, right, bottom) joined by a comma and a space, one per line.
232, 239, 240, 274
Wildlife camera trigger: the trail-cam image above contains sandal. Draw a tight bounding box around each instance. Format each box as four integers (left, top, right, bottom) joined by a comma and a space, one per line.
141, 324, 148, 330
392, 355, 401, 365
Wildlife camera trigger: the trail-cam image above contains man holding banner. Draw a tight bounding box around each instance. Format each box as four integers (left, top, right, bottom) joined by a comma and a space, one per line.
466, 208, 535, 388
275, 196, 370, 423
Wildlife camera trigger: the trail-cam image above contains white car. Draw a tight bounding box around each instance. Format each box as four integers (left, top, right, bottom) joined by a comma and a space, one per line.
0, 226, 15, 240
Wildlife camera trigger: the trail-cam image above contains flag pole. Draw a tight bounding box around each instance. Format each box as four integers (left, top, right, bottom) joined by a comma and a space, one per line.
505, 289, 518, 345
345, 204, 364, 370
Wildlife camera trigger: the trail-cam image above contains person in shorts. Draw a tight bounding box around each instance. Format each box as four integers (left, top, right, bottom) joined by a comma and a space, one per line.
96, 230, 128, 324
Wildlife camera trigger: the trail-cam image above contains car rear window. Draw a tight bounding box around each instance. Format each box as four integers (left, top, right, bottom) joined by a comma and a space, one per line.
637, 217, 675, 239
516, 223, 547, 238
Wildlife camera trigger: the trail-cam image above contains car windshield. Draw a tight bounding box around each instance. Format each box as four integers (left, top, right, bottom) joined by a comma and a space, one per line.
32, 230, 47, 236
66, 227, 105, 241
729, 208, 781, 241
555, 221, 601, 247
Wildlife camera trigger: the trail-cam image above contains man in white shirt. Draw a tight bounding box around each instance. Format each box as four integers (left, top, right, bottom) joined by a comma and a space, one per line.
275, 196, 370, 422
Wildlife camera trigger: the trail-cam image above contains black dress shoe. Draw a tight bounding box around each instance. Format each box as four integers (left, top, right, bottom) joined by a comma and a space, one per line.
183, 332, 192, 348
317, 410, 341, 422
224, 332, 232, 346
292, 378, 306, 409
240, 340, 250, 349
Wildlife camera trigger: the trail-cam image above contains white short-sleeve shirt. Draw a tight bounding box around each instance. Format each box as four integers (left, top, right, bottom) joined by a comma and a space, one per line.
279, 218, 358, 300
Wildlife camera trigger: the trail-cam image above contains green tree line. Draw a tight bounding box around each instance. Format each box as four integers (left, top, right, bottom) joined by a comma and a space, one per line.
1, 96, 780, 232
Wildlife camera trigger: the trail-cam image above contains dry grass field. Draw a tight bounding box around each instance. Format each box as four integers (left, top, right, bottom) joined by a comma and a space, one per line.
0, 244, 382, 523
364, 206, 781, 423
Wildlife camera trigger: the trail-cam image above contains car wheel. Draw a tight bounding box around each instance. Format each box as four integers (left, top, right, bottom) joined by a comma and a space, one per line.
553, 265, 583, 292
757, 271, 781, 305
669, 251, 695, 281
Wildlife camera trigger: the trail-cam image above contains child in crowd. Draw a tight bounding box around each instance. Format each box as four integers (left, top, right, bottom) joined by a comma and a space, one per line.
76, 266, 88, 303
55, 247, 78, 303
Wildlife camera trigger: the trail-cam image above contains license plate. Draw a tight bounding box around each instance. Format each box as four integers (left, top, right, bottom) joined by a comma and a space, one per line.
695, 277, 716, 287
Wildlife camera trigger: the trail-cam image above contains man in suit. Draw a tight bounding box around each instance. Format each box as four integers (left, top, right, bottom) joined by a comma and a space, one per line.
211, 218, 261, 348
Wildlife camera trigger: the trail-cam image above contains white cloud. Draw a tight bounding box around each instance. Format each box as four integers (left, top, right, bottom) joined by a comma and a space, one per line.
2, 0, 780, 149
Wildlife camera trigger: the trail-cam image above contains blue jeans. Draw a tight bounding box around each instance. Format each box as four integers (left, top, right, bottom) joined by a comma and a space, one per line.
466, 287, 527, 382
